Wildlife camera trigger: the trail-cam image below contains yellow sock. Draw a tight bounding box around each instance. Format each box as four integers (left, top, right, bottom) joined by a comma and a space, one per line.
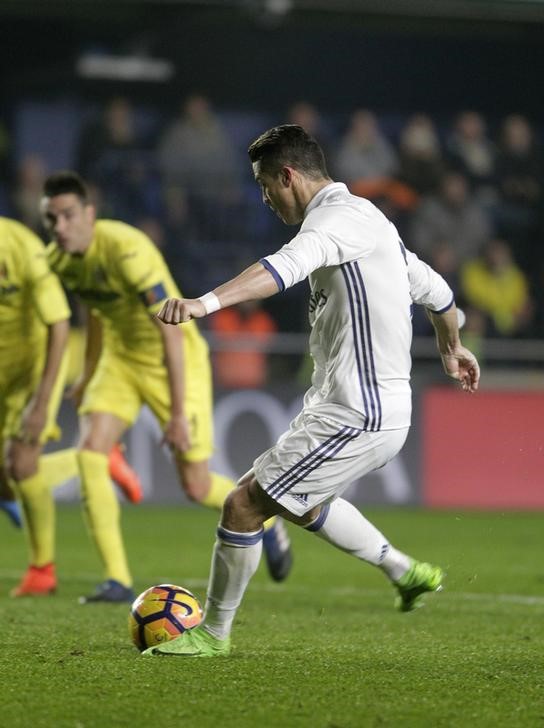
201, 471, 276, 530
77, 449, 132, 587
200, 472, 235, 509
12, 469, 54, 566
41, 448, 78, 489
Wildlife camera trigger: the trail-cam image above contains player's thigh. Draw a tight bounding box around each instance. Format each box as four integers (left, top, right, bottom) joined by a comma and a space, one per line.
79, 353, 142, 429
254, 412, 409, 517
143, 355, 214, 464
1, 352, 67, 449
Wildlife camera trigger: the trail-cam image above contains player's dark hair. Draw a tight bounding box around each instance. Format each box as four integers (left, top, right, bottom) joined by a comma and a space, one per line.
43, 171, 89, 203
248, 124, 328, 180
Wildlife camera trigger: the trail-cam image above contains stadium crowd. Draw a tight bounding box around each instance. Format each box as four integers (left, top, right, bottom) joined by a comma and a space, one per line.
1, 95, 542, 345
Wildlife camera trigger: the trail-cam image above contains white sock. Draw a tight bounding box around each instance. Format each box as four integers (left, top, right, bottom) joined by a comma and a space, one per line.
307, 498, 411, 582
203, 525, 263, 640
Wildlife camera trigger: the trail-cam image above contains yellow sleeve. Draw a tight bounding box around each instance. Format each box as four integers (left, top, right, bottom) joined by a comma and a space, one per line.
116, 235, 178, 314
26, 239, 71, 325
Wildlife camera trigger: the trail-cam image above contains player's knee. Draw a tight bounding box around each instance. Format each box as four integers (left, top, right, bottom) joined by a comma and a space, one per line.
78, 437, 110, 454
6, 457, 38, 482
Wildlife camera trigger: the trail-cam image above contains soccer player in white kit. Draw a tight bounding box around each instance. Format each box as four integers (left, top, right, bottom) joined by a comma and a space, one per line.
145, 125, 480, 657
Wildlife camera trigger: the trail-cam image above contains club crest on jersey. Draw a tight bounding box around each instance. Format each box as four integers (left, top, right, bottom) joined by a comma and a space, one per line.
309, 288, 328, 313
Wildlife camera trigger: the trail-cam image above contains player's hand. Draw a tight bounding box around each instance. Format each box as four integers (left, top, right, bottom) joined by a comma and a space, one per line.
162, 414, 192, 453
441, 346, 480, 393
18, 399, 47, 444
157, 298, 206, 325
65, 376, 89, 408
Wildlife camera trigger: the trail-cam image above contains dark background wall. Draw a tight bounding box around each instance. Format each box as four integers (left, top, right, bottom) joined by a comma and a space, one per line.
1, 1, 543, 118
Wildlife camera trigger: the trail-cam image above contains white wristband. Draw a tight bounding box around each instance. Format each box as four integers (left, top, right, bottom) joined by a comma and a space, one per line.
198, 292, 221, 315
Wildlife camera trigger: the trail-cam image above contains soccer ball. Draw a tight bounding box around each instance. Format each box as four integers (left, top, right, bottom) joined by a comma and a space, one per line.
128, 584, 203, 651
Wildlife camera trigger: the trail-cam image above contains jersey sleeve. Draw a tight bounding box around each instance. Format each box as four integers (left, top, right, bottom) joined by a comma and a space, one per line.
27, 246, 71, 325
115, 235, 176, 313
261, 207, 376, 291
405, 248, 454, 312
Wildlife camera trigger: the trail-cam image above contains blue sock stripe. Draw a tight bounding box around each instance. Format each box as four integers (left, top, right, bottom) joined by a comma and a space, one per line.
216, 526, 264, 546
305, 503, 331, 532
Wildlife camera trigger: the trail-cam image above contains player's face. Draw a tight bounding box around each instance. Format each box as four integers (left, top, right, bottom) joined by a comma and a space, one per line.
40, 193, 95, 254
253, 162, 303, 225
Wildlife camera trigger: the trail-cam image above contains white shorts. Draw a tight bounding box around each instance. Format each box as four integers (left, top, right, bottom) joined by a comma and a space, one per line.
253, 411, 409, 516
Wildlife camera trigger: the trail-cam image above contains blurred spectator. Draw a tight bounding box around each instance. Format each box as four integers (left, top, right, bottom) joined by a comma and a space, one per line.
493, 114, 543, 270
75, 97, 157, 222
334, 109, 398, 187
446, 111, 496, 205
209, 300, 277, 389
287, 101, 333, 169
409, 170, 491, 264
460, 307, 487, 363
157, 93, 243, 240
397, 114, 444, 196
11, 154, 47, 233
412, 241, 460, 335
460, 238, 533, 337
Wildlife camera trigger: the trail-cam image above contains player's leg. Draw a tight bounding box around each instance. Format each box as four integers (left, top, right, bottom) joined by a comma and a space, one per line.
76, 353, 143, 602
256, 416, 442, 611
76, 411, 135, 603
143, 474, 283, 657
38, 445, 142, 504
7, 355, 69, 596
145, 355, 293, 582
302, 499, 442, 611
6, 437, 57, 595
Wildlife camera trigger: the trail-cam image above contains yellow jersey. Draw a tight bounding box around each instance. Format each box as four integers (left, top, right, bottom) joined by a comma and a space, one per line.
47, 219, 205, 366
0, 217, 70, 365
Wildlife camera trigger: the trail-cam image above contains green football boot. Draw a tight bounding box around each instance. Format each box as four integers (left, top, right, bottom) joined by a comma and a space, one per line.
394, 560, 443, 612
141, 626, 231, 657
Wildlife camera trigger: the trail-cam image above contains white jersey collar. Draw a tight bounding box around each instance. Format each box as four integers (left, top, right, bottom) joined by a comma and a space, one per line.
304, 182, 348, 219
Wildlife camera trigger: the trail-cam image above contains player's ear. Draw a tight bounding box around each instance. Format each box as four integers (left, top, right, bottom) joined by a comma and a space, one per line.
280, 166, 294, 187
85, 203, 97, 224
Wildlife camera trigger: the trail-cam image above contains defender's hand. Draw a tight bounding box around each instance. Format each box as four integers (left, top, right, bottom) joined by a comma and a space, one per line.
441, 346, 480, 393
161, 414, 192, 453
157, 298, 206, 325
19, 399, 47, 444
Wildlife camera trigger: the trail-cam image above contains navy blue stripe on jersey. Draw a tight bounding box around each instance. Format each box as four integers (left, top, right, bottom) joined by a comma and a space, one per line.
305, 503, 331, 532
352, 262, 382, 430
266, 426, 361, 499
341, 265, 370, 430
217, 526, 264, 546
342, 262, 382, 431
259, 258, 285, 292
428, 294, 455, 314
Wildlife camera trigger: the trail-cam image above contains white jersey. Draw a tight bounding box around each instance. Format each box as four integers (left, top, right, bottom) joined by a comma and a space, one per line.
261, 182, 453, 431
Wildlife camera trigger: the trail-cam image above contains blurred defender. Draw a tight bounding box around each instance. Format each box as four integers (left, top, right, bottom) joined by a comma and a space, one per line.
145, 125, 480, 657
40, 171, 292, 603
0, 217, 69, 590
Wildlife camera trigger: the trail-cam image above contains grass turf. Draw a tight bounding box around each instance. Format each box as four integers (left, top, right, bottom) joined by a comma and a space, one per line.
1, 506, 543, 727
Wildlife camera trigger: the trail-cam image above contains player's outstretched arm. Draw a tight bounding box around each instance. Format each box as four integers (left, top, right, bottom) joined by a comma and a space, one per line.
157, 262, 280, 325
428, 305, 480, 393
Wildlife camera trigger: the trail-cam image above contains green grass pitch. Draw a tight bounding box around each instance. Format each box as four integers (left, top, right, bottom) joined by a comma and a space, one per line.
1, 506, 543, 727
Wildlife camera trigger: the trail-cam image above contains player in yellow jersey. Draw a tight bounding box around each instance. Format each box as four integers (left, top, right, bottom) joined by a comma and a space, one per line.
40, 171, 292, 603
1, 217, 143, 598
0, 216, 70, 592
